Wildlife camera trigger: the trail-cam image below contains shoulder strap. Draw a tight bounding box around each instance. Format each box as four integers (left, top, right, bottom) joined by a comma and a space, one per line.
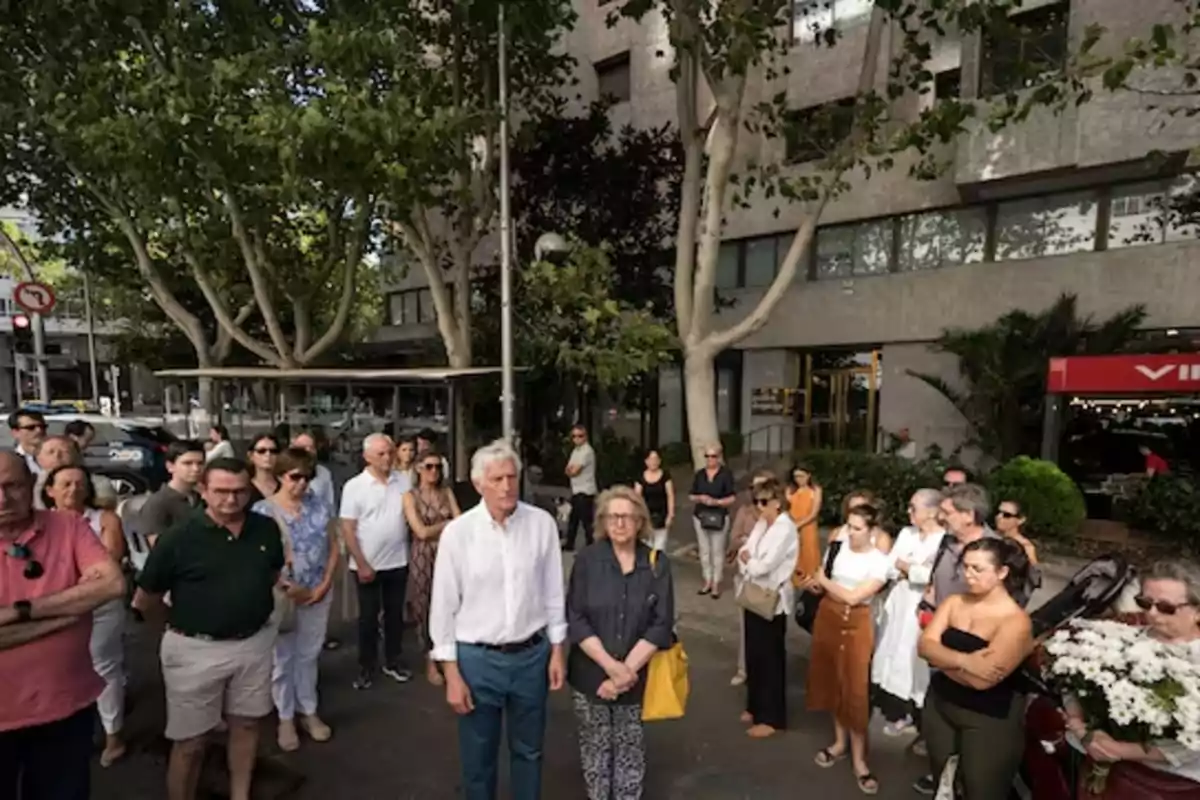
928, 532, 953, 577
823, 539, 842, 574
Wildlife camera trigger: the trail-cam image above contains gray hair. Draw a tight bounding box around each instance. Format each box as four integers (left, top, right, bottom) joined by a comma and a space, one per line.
1143, 560, 1200, 605
911, 488, 942, 510
361, 432, 394, 453
470, 438, 522, 482
943, 483, 990, 525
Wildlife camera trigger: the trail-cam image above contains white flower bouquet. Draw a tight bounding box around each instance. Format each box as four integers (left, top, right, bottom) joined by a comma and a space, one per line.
1043, 618, 1200, 791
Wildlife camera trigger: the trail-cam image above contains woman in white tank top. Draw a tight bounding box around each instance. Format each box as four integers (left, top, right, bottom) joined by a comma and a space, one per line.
42, 464, 129, 767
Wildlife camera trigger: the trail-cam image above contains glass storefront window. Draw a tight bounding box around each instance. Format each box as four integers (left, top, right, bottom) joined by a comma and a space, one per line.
995, 191, 1098, 260
815, 220, 894, 279
744, 236, 778, 287
715, 242, 740, 289
898, 207, 987, 270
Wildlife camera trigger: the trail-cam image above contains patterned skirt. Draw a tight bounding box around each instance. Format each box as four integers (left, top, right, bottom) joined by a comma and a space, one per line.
405, 538, 438, 650
806, 598, 875, 734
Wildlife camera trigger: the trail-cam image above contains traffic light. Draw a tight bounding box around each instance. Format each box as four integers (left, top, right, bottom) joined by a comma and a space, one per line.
12, 314, 32, 354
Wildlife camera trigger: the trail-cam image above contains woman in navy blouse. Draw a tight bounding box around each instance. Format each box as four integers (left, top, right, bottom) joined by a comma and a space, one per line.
567, 485, 676, 799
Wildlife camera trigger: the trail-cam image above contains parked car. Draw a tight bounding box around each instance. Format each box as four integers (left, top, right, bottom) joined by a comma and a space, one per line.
0, 414, 175, 497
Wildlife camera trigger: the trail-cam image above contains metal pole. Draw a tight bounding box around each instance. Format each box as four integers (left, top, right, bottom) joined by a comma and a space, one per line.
498, 0, 515, 444
30, 314, 49, 404
82, 272, 100, 407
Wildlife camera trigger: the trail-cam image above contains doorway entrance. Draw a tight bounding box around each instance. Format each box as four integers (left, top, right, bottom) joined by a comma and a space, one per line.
798, 350, 880, 451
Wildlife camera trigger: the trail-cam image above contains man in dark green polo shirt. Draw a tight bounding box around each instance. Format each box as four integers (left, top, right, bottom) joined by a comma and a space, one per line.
134, 458, 287, 800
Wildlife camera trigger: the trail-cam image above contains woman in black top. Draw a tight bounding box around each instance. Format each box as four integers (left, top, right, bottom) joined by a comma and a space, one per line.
634, 448, 675, 553
246, 434, 282, 506
689, 443, 736, 598
918, 538, 1033, 800
567, 485, 675, 800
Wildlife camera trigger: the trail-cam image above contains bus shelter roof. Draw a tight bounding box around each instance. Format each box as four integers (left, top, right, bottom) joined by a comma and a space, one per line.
153, 366, 518, 384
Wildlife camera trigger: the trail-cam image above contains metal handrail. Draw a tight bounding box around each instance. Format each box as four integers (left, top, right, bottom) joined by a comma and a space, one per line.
744, 421, 792, 474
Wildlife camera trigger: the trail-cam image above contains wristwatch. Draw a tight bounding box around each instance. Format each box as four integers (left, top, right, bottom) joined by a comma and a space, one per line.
13, 600, 31, 622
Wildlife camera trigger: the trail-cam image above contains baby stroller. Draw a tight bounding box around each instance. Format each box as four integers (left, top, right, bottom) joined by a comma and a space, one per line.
1014, 554, 1136, 800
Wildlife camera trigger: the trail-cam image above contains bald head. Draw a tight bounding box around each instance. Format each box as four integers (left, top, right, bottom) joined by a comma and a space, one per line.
0, 451, 34, 533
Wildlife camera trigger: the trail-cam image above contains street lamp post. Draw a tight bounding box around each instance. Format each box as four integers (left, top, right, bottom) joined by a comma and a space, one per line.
498, 0, 515, 443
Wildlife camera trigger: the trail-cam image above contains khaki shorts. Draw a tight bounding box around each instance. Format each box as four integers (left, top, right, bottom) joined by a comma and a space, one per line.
160, 625, 275, 741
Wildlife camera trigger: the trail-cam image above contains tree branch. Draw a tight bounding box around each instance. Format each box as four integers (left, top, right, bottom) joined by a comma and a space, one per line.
301, 195, 373, 363
672, 19, 703, 342
214, 301, 256, 362
220, 190, 294, 364
394, 212, 469, 367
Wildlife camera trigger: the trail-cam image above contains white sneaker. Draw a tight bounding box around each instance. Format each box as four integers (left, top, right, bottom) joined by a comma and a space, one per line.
277, 719, 300, 752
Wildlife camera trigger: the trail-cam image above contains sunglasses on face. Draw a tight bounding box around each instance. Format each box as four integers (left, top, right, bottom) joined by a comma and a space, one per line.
285, 472, 313, 482
6, 543, 44, 579
997, 510, 1020, 519
254, 447, 278, 455
420, 463, 442, 472
754, 498, 772, 508
705, 453, 719, 459
16, 423, 45, 432
1134, 595, 1193, 615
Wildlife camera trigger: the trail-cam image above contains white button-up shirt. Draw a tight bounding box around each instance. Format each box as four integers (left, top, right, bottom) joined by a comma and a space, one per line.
429, 501, 567, 662
338, 468, 411, 572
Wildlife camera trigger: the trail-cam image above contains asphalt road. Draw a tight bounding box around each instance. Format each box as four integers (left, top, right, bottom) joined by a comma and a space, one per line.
91, 546, 947, 799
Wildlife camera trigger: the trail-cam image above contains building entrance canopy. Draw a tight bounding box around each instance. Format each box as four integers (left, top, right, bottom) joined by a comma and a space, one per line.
1047, 354, 1200, 395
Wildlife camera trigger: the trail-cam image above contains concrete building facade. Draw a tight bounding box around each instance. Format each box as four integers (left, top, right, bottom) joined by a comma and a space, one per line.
378, 0, 1200, 458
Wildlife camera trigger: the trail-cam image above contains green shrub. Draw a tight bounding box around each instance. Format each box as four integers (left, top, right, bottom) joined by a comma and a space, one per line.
799, 450, 943, 531
1123, 476, 1200, 547
659, 441, 692, 467
593, 429, 643, 490
985, 456, 1085, 539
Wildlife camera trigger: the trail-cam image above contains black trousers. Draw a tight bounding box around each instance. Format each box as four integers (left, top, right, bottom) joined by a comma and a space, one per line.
744, 610, 787, 729
356, 566, 408, 671
0, 704, 94, 800
564, 493, 595, 551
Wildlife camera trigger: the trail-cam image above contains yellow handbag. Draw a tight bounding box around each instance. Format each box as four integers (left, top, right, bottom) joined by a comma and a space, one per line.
641, 550, 689, 722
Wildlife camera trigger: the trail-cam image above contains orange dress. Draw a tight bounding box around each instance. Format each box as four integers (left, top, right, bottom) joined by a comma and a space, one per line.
789, 487, 820, 579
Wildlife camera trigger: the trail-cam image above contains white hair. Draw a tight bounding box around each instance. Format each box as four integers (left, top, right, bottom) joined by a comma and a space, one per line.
470, 438, 522, 482
912, 488, 943, 510
362, 432, 394, 453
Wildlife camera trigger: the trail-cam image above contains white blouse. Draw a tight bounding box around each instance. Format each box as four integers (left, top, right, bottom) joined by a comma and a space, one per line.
828, 544, 890, 605
739, 513, 799, 616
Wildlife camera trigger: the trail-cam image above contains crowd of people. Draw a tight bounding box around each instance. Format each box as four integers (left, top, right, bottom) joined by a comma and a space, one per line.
5, 406, 1200, 800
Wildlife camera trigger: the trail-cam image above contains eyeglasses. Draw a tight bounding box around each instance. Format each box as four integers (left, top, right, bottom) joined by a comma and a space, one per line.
420, 463, 442, 472
606, 512, 639, 526
1134, 595, 1193, 615
5, 543, 44, 579
997, 510, 1020, 519
704, 453, 719, 459
285, 472, 313, 483
754, 498, 772, 507
253, 447, 278, 455
15, 423, 45, 432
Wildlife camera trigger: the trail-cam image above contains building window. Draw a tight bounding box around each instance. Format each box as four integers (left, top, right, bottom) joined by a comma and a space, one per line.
934, 68, 961, 101
387, 288, 436, 326
793, 0, 873, 44
897, 207, 987, 271
715, 242, 740, 289
815, 219, 894, 279
744, 236, 780, 288
994, 191, 1099, 261
784, 97, 856, 164
595, 52, 631, 104
980, 2, 1069, 96
1108, 175, 1200, 248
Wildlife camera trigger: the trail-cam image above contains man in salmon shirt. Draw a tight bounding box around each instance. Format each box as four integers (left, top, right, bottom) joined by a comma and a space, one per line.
0, 451, 126, 799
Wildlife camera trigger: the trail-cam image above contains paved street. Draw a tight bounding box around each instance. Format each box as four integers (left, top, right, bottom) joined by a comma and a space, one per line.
91, 546, 947, 799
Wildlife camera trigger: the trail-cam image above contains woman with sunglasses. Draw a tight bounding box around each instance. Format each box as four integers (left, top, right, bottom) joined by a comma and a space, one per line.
726, 469, 776, 687
1064, 561, 1200, 798
42, 463, 129, 767
689, 443, 736, 598
247, 434, 282, 506
252, 447, 338, 751
993, 500, 1042, 608
736, 478, 798, 739
402, 450, 461, 686
919, 537, 1033, 800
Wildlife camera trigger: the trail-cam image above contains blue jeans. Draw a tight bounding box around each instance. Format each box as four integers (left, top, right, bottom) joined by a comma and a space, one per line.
457, 637, 550, 800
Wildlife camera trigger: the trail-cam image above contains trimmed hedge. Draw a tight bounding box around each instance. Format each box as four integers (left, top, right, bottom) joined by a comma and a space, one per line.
799, 450, 943, 531
985, 456, 1086, 539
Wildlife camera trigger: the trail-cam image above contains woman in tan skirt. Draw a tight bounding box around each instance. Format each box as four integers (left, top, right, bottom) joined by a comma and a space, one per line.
802, 503, 891, 795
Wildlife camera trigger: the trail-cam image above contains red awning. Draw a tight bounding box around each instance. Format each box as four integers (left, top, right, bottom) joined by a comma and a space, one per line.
1048, 354, 1200, 394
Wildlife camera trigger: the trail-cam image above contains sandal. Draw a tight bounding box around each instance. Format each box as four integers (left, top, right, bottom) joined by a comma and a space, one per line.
814, 748, 847, 768
855, 772, 879, 796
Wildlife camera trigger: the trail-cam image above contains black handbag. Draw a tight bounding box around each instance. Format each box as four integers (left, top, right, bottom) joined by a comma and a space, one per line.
695, 507, 726, 531
793, 539, 843, 633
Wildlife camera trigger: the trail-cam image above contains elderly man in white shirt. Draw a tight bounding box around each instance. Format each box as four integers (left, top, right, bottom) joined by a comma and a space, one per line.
430, 439, 567, 800
340, 432, 413, 690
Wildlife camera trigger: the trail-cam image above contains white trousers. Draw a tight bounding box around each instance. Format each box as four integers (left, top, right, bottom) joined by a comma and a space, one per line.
651, 528, 669, 553
272, 593, 333, 721
90, 599, 126, 735
693, 518, 729, 586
